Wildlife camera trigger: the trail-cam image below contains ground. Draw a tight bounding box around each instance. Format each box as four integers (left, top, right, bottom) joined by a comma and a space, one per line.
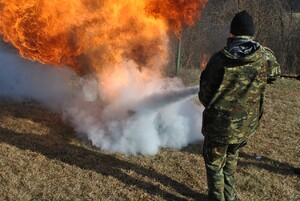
0, 73, 299, 201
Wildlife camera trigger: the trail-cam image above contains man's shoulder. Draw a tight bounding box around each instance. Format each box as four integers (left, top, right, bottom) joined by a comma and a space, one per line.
207, 50, 227, 64
259, 46, 278, 63
260, 46, 275, 55
209, 50, 223, 59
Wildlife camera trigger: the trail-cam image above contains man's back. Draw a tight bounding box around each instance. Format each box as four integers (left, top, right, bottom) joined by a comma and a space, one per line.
199, 36, 281, 144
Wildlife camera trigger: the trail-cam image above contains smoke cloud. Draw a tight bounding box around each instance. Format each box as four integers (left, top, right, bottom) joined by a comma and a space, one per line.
0, 44, 204, 155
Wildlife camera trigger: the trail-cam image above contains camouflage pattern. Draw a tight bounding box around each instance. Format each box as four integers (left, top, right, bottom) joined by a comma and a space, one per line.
199, 36, 281, 201
199, 36, 281, 144
264, 47, 281, 82
203, 139, 247, 201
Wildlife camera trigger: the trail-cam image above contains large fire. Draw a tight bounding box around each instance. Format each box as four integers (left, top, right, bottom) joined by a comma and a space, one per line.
0, 0, 207, 100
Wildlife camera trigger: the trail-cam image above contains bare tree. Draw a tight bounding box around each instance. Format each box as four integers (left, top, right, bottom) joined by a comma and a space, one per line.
168, 0, 300, 76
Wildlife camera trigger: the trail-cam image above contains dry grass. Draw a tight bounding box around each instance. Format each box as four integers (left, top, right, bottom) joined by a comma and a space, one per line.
0, 75, 299, 201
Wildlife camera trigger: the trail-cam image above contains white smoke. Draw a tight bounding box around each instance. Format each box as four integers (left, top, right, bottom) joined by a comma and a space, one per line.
0, 44, 204, 155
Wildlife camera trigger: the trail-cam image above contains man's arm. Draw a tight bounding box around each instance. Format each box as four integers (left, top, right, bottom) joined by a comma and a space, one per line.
199, 53, 224, 107
264, 47, 281, 83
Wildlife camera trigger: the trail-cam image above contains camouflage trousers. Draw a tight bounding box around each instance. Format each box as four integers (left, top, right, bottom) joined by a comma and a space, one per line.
203, 139, 247, 201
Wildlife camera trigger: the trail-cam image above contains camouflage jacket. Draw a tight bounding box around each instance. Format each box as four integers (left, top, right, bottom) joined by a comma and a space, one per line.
199, 36, 281, 144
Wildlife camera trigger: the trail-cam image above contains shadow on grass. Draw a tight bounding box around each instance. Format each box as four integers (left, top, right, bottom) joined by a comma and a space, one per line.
239, 152, 296, 176
0, 127, 206, 201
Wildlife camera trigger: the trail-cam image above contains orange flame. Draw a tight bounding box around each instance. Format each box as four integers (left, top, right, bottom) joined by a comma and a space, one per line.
0, 0, 207, 74
146, 0, 207, 36
200, 53, 208, 69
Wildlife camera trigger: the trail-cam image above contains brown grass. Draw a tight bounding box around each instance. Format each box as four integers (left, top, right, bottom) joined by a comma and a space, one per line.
0, 75, 299, 201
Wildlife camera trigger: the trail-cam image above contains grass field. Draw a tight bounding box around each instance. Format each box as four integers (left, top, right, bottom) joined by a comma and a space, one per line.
0, 74, 299, 201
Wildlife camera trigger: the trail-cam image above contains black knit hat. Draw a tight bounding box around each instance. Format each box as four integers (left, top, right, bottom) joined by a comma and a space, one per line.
230, 10, 255, 36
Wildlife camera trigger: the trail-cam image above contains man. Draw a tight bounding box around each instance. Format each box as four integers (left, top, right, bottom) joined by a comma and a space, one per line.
198, 10, 281, 201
